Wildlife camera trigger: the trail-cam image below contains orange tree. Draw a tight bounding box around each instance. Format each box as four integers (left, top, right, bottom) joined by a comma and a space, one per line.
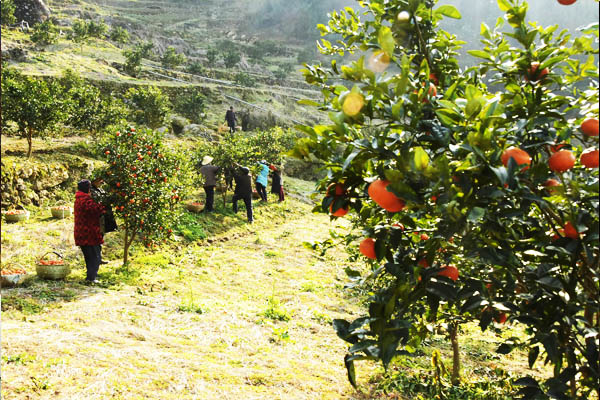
99, 124, 189, 264
295, 0, 599, 397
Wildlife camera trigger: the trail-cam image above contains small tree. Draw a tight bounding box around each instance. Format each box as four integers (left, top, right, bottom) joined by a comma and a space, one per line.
69, 19, 89, 50
1, 0, 16, 26
124, 86, 171, 129
87, 20, 108, 38
99, 125, 188, 264
173, 88, 205, 124
206, 47, 218, 65
186, 61, 204, 75
122, 41, 154, 76
161, 46, 186, 69
234, 72, 256, 87
223, 50, 240, 68
30, 19, 58, 47
109, 26, 129, 44
1, 69, 64, 158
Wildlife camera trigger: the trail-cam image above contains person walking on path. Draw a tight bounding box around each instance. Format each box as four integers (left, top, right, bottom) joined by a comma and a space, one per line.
74, 179, 106, 283
255, 160, 269, 202
90, 176, 118, 265
225, 106, 237, 133
200, 156, 220, 212
232, 165, 253, 223
269, 164, 285, 202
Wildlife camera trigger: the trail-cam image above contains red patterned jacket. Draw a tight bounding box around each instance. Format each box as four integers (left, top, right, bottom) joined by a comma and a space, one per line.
74, 191, 105, 246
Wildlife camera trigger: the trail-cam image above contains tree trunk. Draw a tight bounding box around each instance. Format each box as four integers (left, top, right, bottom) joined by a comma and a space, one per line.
123, 224, 136, 265
449, 322, 461, 385
26, 127, 33, 158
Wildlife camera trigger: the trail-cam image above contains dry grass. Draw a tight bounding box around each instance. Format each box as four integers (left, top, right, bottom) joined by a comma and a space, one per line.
2, 195, 383, 399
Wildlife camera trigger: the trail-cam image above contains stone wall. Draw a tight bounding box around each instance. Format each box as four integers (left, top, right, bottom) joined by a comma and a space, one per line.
1, 158, 97, 208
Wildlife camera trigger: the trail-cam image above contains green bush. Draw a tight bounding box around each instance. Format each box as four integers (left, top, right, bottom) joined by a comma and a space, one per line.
1, 0, 16, 26
172, 88, 205, 124
161, 46, 186, 69
30, 19, 58, 47
124, 86, 171, 129
109, 26, 129, 44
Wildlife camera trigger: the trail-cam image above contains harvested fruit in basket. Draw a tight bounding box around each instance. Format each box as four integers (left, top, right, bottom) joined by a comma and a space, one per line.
5, 210, 27, 215
1, 268, 27, 275
38, 259, 65, 266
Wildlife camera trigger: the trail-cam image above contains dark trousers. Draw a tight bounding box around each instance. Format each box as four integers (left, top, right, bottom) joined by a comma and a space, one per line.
228, 123, 236, 133
278, 187, 285, 202
256, 182, 267, 202
80, 245, 101, 281
204, 185, 215, 211
232, 193, 253, 222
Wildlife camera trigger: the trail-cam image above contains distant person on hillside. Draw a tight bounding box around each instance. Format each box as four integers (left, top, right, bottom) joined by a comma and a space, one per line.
225, 106, 237, 133
90, 176, 117, 265
269, 164, 285, 202
255, 160, 269, 202
232, 165, 253, 223
74, 179, 106, 284
199, 156, 220, 213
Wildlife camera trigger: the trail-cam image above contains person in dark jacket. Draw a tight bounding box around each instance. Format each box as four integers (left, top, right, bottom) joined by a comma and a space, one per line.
90, 176, 117, 265
200, 155, 220, 212
225, 106, 237, 133
232, 165, 253, 223
269, 164, 285, 202
74, 179, 106, 283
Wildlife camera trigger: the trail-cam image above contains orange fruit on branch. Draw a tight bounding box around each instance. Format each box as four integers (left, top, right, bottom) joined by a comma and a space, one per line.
580, 118, 599, 137
563, 221, 579, 239
330, 203, 348, 217
368, 179, 405, 212
580, 148, 599, 168
359, 238, 377, 259
549, 150, 575, 172
437, 265, 459, 281
501, 147, 531, 171
525, 62, 549, 82
327, 183, 346, 196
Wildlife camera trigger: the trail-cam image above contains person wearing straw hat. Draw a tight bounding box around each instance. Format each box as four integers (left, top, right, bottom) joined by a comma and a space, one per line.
199, 155, 220, 213
74, 179, 106, 283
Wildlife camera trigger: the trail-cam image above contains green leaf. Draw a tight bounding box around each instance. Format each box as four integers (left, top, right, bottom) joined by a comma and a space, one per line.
497, 0, 511, 12
378, 26, 395, 57
435, 5, 461, 19
413, 147, 430, 170
344, 354, 357, 388
465, 99, 483, 119
467, 207, 486, 222
528, 346, 540, 368
435, 109, 462, 126
467, 50, 493, 60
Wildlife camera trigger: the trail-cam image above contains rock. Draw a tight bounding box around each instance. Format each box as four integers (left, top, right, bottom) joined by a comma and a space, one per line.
13, 0, 51, 25
171, 116, 189, 135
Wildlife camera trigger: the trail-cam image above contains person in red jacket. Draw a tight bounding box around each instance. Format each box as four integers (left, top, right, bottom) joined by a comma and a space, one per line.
74, 179, 106, 283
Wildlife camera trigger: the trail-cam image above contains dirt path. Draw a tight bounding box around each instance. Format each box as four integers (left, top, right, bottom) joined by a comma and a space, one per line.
1, 203, 377, 399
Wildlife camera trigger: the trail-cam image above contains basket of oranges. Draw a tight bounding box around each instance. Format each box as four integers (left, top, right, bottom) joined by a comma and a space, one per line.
36, 251, 70, 280
4, 208, 30, 223
50, 205, 72, 219
1, 266, 29, 288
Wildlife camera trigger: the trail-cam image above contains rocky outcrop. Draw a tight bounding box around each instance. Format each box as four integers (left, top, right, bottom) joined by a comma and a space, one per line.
13, 0, 50, 25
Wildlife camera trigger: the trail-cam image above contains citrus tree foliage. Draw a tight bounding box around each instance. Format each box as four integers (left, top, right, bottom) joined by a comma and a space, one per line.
123, 41, 154, 77
124, 86, 171, 129
99, 125, 190, 264
59, 70, 127, 134
295, 0, 599, 397
109, 26, 129, 44
172, 88, 205, 124
30, 19, 58, 47
1, 68, 65, 158
161, 46, 186, 69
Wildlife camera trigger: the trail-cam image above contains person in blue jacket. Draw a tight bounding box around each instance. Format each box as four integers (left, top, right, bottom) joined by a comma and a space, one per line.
255, 160, 269, 202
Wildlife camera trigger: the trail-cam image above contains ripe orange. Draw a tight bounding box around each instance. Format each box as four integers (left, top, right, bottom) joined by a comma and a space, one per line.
330, 203, 348, 217
581, 118, 599, 137
359, 238, 377, 259
563, 222, 579, 239
437, 265, 459, 281
549, 150, 575, 172
580, 148, 599, 168
544, 178, 560, 194
501, 147, 531, 171
495, 313, 507, 324
429, 73, 439, 86
420, 233, 429, 241
526, 62, 549, 82
368, 179, 405, 212
557, 0, 577, 4
327, 183, 345, 196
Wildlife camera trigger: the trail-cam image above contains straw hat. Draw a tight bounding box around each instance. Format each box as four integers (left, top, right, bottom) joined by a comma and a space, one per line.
202, 156, 213, 165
